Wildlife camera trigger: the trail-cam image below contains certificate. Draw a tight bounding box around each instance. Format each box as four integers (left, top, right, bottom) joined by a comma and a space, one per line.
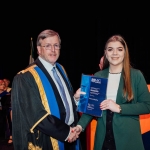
77, 74, 108, 117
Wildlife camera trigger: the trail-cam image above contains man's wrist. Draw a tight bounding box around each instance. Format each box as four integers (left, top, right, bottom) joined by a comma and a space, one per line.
73, 95, 79, 101
65, 127, 72, 141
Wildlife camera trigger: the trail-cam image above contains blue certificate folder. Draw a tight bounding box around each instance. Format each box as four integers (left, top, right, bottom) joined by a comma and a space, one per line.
77, 74, 108, 117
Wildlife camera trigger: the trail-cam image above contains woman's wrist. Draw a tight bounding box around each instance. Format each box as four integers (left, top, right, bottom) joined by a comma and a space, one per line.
118, 105, 122, 113
76, 125, 82, 132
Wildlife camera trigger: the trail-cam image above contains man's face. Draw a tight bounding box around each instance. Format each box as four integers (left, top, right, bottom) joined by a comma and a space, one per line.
37, 35, 60, 65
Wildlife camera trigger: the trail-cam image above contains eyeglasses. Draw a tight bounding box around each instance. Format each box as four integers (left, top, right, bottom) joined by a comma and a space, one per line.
41, 44, 61, 50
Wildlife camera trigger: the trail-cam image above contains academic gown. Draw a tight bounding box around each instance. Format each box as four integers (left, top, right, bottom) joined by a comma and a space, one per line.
11, 58, 81, 150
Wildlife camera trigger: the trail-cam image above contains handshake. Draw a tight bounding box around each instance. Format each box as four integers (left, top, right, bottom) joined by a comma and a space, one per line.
67, 125, 82, 143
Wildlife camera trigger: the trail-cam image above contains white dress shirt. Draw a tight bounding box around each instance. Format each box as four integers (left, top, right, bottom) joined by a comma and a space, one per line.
38, 56, 74, 125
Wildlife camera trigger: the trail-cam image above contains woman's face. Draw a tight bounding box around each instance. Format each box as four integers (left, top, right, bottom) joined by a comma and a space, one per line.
105, 41, 125, 68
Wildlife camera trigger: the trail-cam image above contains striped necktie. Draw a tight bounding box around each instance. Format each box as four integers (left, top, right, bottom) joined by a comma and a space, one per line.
52, 67, 70, 124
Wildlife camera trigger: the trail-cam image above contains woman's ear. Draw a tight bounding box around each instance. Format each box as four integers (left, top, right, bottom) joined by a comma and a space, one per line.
104, 50, 107, 59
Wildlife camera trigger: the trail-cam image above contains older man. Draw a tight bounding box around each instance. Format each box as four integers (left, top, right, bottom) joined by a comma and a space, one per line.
12, 29, 83, 150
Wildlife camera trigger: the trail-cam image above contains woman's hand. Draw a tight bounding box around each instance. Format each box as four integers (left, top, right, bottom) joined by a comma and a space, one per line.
100, 99, 120, 113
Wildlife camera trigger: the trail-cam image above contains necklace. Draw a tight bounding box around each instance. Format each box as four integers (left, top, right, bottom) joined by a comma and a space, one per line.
109, 72, 121, 74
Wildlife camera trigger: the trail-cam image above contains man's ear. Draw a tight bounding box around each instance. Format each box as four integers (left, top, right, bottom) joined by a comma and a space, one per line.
37, 46, 41, 54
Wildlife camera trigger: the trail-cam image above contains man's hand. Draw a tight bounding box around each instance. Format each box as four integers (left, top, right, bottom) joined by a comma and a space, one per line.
67, 125, 83, 143
74, 88, 86, 101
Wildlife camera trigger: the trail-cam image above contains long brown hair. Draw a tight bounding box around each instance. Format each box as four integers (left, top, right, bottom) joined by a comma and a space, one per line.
103, 35, 133, 101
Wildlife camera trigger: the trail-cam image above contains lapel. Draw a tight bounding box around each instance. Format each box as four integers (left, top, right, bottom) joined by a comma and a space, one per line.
34, 58, 77, 121
96, 68, 126, 125
56, 63, 77, 112
56, 63, 73, 93
116, 73, 127, 104
34, 58, 66, 118
100, 68, 126, 103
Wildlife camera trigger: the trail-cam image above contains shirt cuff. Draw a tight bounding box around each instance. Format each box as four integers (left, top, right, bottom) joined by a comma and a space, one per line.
73, 96, 79, 105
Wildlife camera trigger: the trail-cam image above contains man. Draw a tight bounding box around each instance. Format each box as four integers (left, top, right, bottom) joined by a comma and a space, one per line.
11, 29, 82, 150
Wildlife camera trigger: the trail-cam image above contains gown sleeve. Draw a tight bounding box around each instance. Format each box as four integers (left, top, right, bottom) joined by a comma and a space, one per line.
12, 71, 70, 149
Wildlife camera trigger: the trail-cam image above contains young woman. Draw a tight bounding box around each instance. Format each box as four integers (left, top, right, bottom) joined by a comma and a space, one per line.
75, 35, 150, 150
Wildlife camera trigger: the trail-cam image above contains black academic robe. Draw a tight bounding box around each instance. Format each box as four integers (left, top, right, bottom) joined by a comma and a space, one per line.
11, 58, 81, 150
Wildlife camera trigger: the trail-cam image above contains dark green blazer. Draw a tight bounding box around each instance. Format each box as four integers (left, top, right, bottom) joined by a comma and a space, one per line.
78, 68, 150, 150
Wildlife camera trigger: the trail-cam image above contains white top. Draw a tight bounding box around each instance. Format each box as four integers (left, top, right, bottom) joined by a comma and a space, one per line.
39, 56, 74, 125
106, 73, 121, 102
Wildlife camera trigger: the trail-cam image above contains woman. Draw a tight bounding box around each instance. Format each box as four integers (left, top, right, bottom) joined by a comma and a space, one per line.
75, 35, 150, 150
